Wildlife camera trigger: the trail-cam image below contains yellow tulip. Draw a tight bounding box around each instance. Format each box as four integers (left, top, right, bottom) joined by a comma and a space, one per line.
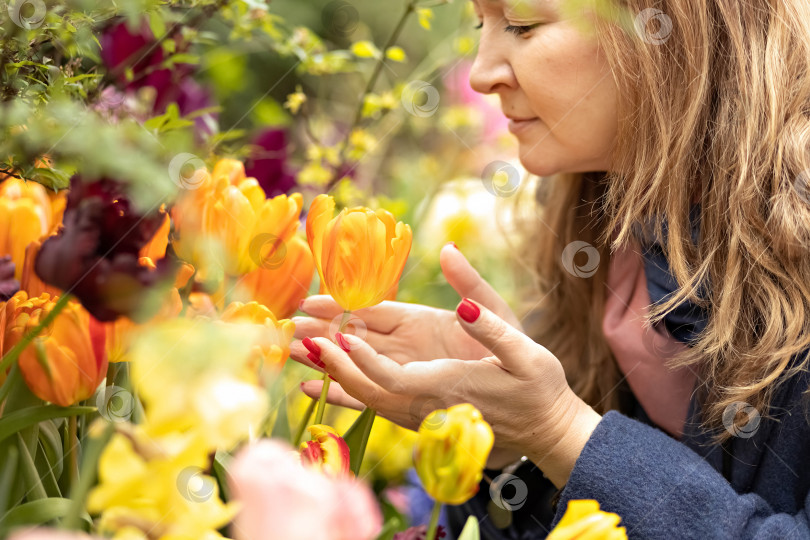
547, 500, 627, 540
413, 403, 494, 505
236, 234, 315, 319
299, 424, 352, 478
0, 177, 54, 280
0, 291, 107, 406
306, 194, 412, 311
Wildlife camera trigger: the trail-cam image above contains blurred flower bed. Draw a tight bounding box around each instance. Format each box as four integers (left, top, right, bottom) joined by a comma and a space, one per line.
0, 1, 575, 539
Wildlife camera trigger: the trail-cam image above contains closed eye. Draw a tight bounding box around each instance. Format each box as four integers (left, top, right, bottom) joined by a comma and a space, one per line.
504, 23, 540, 36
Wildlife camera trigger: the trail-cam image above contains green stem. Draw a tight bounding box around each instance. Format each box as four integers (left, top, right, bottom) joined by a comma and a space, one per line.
293, 398, 317, 447
326, 0, 417, 193
351, 407, 376, 475
0, 363, 21, 410
311, 310, 351, 427
0, 294, 72, 376
66, 415, 77, 492
426, 500, 442, 540
61, 421, 114, 531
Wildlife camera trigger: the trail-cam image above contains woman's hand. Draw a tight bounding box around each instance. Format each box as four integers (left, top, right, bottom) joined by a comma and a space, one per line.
290, 243, 523, 368
300, 298, 602, 488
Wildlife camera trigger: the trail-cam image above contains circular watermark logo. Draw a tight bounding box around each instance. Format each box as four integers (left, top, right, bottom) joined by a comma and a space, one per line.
176, 466, 215, 503
249, 233, 287, 270
634, 8, 673, 45
561, 241, 600, 278
8, 0, 46, 29
408, 394, 448, 431
329, 312, 368, 343
722, 401, 760, 439
489, 473, 529, 511
640, 322, 684, 359
322, 0, 359, 38
95, 385, 134, 423
168, 153, 207, 190
481, 160, 521, 198
401, 80, 440, 118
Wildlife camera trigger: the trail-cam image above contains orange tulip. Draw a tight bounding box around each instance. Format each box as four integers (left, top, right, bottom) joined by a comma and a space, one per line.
0, 291, 107, 406
306, 194, 412, 311
237, 235, 315, 319
171, 159, 303, 279
0, 177, 55, 280
20, 240, 62, 298
219, 301, 295, 371
300, 424, 352, 478
139, 212, 171, 261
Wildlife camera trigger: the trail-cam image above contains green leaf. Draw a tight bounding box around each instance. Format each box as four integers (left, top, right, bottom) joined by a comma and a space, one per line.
0, 406, 96, 445
212, 450, 231, 502
342, 406, 376, 475
29, 167, 71, 191
17, 433, 47, 502
0, 445, 18, 515
457, 516, 481, 540
0, 498, 91, 535
34, 440, 62, 498
62, 420, 114, 531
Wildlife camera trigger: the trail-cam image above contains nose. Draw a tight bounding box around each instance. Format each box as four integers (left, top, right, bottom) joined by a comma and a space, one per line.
468, 33, 516, 95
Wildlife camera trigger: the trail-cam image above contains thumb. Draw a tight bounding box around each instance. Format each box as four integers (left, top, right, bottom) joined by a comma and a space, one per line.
454, 297, 541, 376
440, 243, 520, 328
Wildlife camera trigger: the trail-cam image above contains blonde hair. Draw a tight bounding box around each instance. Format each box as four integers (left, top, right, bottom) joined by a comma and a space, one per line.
514, 0, 810, 441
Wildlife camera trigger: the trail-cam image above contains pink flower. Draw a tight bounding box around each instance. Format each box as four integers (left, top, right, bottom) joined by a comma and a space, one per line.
229, 439, 382, 540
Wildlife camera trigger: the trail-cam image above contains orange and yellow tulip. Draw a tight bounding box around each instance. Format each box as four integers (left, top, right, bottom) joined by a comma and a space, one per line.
0, 291, 107, 406
171, 159, 303, 279
547, 500, 627, 540
0, 177, 56, 281
237, 235, 315, 319
300, 424, 352, 478
306, 194, 412, 311
413, 403, 494, 505
219, 301, 295, 372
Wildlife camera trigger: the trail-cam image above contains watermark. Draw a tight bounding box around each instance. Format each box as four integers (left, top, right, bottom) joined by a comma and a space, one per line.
249, 233, 287, 270
168, 152, 207, 190
322, 0, 359, 38
561, 241, 600, 278
176, 466, 215, 503
401, 80, 440, 118
408, 394, 448, 431
329, 312, 368, 343
8, 0, 46, 30
640, 322, 683, 359
481, 160, 521, 198
634, 8, 673, 45
722, 401, 760, 439
95, 385, 134, 423
489, 473, 529, 511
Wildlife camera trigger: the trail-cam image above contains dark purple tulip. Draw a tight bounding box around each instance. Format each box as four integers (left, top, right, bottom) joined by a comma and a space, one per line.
243, 128, 297, 197
35, 176, 178, 322
0, 256, 20, 301
392, 525, 446, 540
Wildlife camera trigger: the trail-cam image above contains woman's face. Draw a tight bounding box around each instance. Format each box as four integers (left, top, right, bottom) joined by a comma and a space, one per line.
468, 0, 620, 176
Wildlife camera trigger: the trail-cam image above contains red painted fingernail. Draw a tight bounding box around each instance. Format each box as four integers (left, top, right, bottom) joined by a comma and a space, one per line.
307, 352, 325, 369
298, 298, 307, 311
457, 298, 480, 323
302, 337, 321, 356
329, 374, 336, 382
335, 332, 351, 353
446, 241, 459, 250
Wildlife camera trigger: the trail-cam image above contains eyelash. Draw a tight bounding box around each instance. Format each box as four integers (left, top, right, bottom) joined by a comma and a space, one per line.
473, 21, 540, 36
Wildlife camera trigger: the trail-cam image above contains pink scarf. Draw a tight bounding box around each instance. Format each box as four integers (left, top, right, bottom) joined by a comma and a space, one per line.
602, 239, 698, 438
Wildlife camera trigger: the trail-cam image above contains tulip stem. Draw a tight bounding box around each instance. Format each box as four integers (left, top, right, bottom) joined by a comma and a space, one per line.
0, 293, 72, 377
311, 310, 351, 427
426, 500, 442, 540
313, 373, 330, 425
66, 414, 78, 491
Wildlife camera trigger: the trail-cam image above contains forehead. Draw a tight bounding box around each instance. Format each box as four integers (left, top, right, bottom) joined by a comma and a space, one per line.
471, 0, 557, 14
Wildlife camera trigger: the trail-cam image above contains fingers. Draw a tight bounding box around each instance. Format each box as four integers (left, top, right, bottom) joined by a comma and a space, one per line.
289, 339, 324, 372
440, 243, 520, 327
454, 298, 544, 377
331, 332, 468, 397
299, 295, 413, 335
299, 380, 366, 410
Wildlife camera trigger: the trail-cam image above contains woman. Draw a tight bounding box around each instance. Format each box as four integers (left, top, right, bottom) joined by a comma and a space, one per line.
290, 0, 810, 537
